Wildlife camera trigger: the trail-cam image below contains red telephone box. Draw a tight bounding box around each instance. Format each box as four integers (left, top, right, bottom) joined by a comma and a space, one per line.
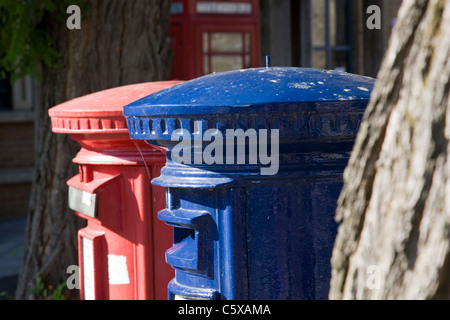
169, 0, 261, 80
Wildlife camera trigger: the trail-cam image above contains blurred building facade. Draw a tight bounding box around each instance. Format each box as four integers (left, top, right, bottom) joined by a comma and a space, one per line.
260, 0, 403, 77
0, 0, 403, 221
0, 76, 35, 221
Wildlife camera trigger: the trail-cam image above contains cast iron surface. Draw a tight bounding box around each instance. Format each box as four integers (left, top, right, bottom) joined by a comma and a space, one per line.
124, 67, 375, 300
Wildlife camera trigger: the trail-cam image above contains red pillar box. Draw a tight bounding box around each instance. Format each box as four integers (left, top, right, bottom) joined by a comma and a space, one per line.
48, 81, 183, 300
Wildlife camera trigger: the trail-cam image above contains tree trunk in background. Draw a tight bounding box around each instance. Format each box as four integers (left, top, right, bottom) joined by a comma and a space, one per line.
330, 0, 450, 299
16, 0, 172, 299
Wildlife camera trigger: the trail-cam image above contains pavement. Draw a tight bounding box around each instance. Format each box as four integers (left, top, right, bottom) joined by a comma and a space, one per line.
0, 218, 27, 300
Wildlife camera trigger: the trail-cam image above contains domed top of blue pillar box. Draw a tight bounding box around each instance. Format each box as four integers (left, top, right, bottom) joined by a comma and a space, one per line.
123, 67, 374, 187
124, 67, 373, 116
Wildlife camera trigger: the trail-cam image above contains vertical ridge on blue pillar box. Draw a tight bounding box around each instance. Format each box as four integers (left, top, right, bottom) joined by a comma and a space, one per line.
123, 67, 375, 300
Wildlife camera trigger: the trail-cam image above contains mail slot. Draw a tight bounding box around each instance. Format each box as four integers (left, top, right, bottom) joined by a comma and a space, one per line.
48, 81, 183, 300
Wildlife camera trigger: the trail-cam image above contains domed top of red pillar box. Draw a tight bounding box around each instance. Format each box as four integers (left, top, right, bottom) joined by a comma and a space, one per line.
48, 81, 183, 165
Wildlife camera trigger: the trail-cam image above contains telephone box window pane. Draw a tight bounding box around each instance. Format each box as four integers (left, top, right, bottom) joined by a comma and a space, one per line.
211, 32, 243, 53
211, 55, 243, 73
312, 0, 326, 47
204, 55, 210, 74
245, 32, 250, 52
203, 33, 209, 53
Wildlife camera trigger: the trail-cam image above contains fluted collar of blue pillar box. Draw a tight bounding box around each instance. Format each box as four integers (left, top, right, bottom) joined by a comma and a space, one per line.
123, 67, 375, 300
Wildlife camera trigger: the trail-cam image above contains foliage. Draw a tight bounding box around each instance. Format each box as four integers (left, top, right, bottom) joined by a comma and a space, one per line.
0, 0, 85, 83
31, 273, 68, 300
0, 290, 15, 300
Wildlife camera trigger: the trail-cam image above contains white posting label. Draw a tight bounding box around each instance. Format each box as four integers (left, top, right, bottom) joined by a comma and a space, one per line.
82, 237, 95, 300
107, 255, 130, 285
68, 187, 97, 218
81, 191, 92, 206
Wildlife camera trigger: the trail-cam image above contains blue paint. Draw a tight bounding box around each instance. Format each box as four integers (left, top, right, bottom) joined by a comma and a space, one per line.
124, 67, 375, 300
125, 67, 373, 118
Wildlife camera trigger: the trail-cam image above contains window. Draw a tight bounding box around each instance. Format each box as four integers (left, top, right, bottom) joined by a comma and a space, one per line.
203, 31, 251, 74
311, 0, 353, 72
0, 72, 12, 110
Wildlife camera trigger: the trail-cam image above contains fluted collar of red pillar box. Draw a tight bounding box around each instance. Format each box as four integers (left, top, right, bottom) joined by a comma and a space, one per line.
48, 81, 183, 165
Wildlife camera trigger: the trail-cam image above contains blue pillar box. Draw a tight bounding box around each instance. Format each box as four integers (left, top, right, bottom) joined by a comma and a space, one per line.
124, 67, 374, 300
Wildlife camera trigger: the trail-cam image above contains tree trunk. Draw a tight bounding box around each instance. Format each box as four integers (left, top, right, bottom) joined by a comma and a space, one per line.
16, 0, 172, 299
330, 0, 450, 299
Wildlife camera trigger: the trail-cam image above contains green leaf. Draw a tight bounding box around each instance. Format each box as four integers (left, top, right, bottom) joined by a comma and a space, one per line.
42, 0, 57, 12
0, 0, 86, 81
52, 282, 68, 300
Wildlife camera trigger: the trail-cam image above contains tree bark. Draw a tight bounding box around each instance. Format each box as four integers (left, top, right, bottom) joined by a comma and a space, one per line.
330, 0, 450, 299
16, 0, 172, 299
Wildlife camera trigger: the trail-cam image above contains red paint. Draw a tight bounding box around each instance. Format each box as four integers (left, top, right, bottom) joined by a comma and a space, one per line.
169, 0, 261, 80
49, 81, 183, 300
